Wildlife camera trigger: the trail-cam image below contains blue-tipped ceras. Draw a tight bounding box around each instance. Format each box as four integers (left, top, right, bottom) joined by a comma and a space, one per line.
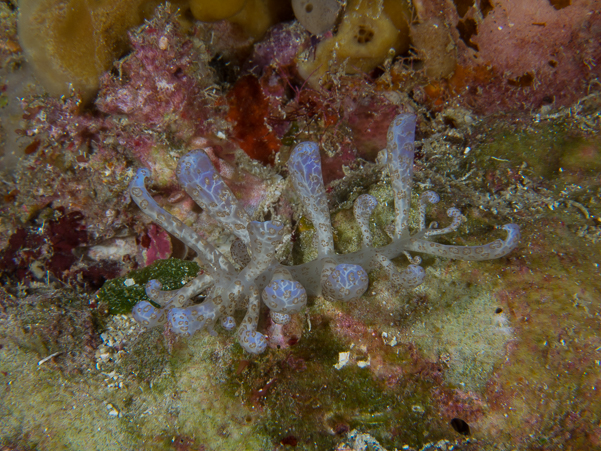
128, 114, 520, 354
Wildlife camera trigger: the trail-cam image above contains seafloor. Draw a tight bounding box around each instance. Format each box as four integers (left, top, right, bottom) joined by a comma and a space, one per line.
1, 0, 601, 450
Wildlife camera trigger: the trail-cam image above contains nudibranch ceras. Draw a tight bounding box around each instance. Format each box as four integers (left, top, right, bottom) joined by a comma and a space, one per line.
127, 113, 520, 354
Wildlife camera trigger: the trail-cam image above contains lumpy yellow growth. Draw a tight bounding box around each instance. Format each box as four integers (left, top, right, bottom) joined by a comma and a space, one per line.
297, 216, 315, 233
18, 0, 283, 101
189, 0, 247, 22
226, 0, 281, 39
298, 0, 412, 86
18, 0, 149, 101
189, 0, 285, 40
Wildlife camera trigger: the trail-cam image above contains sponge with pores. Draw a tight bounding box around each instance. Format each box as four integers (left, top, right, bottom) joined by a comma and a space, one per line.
297, 0, 411, 86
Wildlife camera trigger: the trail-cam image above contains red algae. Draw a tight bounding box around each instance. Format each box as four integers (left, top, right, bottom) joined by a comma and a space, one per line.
0, 206, 120, 289
227, 74, 281, 165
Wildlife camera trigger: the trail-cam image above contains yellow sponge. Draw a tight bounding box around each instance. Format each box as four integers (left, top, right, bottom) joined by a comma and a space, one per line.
190, 0, 286, 40
188, 0, 247, 22
18, 0, 147, 101
298, 0, 412, 86
227, 0, 273, 39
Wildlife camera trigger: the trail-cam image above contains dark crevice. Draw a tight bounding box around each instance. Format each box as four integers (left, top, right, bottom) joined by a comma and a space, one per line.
479, 0, 494, 17
456, 18, 479, 51
549, 0, 571, 9
451, 418, 471, 435
507, 72, 534, 87
453, 0, 475, 18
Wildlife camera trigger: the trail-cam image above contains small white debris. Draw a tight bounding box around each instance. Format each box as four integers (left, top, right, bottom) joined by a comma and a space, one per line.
412, 405, 425, 413
95, 344, 112, 362
343, 429, 387, 451
158, 36, 168, 50
89, 237, 137, 262
38, 351, 62, 366
124, 278, 136, 287
382, 332, 398, 347
357, 357, 370, 368
334, 352, 350, 370
106, 403, 120, 417
216, 131, 226, 139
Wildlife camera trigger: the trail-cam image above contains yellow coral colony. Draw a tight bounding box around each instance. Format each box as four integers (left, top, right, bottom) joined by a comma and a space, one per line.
18, 0, 148, 102
298, 0, 412, 86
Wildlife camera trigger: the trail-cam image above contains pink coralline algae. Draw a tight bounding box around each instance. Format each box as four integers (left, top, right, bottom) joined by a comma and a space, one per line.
21, 5, 222, 179
248, 22, 309, 73
138, 224, 172, 267
96, 7, 217, 141
412, 0, 601, 114
21, 95, 104, 155
11, 6, 226, 277
127, 113, 520, 354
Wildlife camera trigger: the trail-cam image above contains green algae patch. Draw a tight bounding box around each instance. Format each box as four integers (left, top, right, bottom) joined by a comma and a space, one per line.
473, 120, 601, 195
97, 258, 201, 314
474, 122, 569, 179
368, 181, 397, 247
292, 216, 319, 265
331, 208, 362, 254
559, 138, 601, 175
218, 308, 449, 450
116, 328, 172, 383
